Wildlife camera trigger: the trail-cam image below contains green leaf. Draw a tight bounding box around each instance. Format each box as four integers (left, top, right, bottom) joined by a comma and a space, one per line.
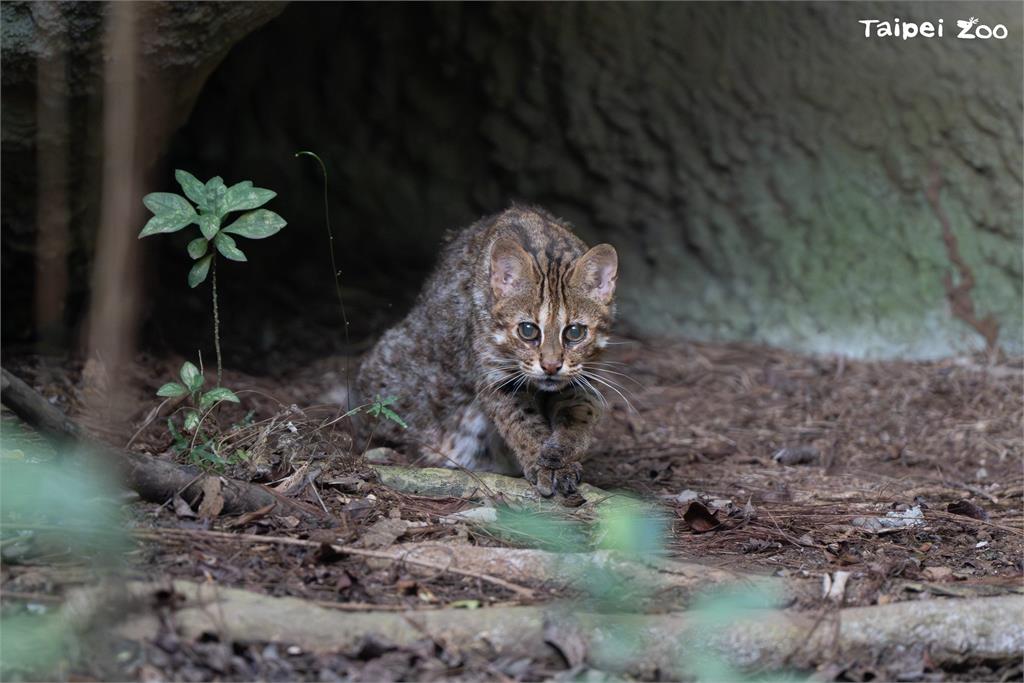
187, 238, 208, 260
179, 362, 204, 392
184, 410, 200, 433
204, 176, 227, 216
447, 599, 481, 609
143, 192, 193, 216
156, 382, 188, 398
222, 209, 286, 239
381, 407, 408, 429
175, 170, 207, 208
200, 387, 240, 410
138, 208, 196, 238
223, 182, 276, 214
188, 254, 213, 288
198, 214, 220, 240
213, 232, 247, 262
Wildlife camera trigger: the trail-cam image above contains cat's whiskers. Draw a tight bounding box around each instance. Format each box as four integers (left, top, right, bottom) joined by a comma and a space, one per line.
581, 370, 637, 414
481, 366, 525, 395
510, 373, 531, 395
583, 364, 645, 387
573, 374, 608, 409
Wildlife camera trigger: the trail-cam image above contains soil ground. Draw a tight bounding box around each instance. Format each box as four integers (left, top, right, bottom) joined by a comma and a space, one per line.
2, 339, 1022, 681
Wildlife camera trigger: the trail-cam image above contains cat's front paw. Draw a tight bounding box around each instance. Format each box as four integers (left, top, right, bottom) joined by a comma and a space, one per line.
525, 460, 583, 497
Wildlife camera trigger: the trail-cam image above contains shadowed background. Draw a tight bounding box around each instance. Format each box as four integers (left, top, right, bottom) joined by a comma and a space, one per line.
2, 2, 1021, 373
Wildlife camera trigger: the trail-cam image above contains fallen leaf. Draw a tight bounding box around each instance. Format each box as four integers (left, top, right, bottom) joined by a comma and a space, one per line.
273, 464, 310, 495
822, 570, 850, 602
324, 475, 366, 492
947, 499, 989, 521
682, 501, 720, 532
772, 446, 820, 466
359, 518, 409, 548
675, 489, 700, 504
852, 505, 925, 533
225, 503, 276, 529
196, 477, 224, 519
173, 495, 196, 519
363, 447, 399, 464
922, 566, 953, 581
795, 533, 817, 547
278, 515, 300, 529
741, 538, 777, 553
448, 599, 481, 609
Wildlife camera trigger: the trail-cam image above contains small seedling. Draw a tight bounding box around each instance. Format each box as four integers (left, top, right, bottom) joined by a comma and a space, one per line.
157, 360, 242, 469
364, 395, 408, 429
138, 170, 286, 384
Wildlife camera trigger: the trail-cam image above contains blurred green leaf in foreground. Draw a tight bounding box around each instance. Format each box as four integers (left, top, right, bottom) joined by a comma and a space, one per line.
0, 426, 128, 678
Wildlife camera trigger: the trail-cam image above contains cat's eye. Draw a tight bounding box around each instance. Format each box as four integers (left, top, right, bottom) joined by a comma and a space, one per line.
563, 324, 587, 343
517, 322, 540, 342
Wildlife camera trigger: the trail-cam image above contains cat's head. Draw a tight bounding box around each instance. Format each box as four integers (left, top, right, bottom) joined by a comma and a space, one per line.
487, 237, 617, 392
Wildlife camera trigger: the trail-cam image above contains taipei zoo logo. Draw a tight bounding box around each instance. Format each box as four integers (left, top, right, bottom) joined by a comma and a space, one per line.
860, 17, 1009, 40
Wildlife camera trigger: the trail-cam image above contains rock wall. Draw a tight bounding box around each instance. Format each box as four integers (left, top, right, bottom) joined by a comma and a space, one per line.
168, 1, 1022, 359
4, 2, 1021, 361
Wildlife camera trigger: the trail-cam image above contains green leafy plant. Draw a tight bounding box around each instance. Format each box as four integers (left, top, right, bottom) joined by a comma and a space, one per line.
363, 395, 408, 429
157, 360, 243, 469
138, 171, 286, 384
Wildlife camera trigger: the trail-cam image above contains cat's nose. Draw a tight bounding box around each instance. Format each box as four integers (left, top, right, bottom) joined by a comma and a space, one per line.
541, 360, 563, 376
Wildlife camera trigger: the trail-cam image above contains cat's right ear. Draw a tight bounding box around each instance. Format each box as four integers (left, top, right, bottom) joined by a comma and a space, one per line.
490, 238, 532, 299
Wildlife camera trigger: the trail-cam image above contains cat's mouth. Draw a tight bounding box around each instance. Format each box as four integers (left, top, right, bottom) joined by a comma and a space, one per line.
533, 376, 568, 392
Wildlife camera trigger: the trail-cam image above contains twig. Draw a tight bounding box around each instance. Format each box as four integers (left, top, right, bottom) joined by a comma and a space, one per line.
295, 150, 352, 414
315, 601, 416, 612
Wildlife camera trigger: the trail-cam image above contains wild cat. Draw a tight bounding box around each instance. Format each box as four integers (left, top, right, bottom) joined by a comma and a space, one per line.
356, 206, 618, 496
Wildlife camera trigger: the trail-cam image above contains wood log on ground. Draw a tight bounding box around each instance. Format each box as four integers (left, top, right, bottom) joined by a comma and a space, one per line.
374, 542, 757, 603
109, 580, 1024, 676
0, 367, 317, 518
372, 464, 618, 511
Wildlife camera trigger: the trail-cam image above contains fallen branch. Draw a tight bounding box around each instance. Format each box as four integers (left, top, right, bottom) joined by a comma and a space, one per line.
0, 367, 319, 518
372, 464, 617, 510
108, 581, 1024, 676
133, 528, 536, 599
133, 528, 759, 605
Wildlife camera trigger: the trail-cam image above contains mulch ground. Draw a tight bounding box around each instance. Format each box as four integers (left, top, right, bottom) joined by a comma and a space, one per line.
1, 339, 1021, 681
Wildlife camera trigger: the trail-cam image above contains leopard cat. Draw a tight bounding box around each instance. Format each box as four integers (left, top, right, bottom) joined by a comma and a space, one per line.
355, 205, 618, 496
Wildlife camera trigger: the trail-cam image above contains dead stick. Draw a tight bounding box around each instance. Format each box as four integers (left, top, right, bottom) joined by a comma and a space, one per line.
0, 367, 318, 518
132, 527, 536, 598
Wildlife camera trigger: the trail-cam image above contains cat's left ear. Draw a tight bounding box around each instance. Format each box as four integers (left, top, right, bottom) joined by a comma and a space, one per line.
571, 244, 618, 304
490, 237, 534, 299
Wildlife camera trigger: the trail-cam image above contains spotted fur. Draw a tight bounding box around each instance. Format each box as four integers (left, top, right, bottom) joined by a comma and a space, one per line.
355, 206, 618, 496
